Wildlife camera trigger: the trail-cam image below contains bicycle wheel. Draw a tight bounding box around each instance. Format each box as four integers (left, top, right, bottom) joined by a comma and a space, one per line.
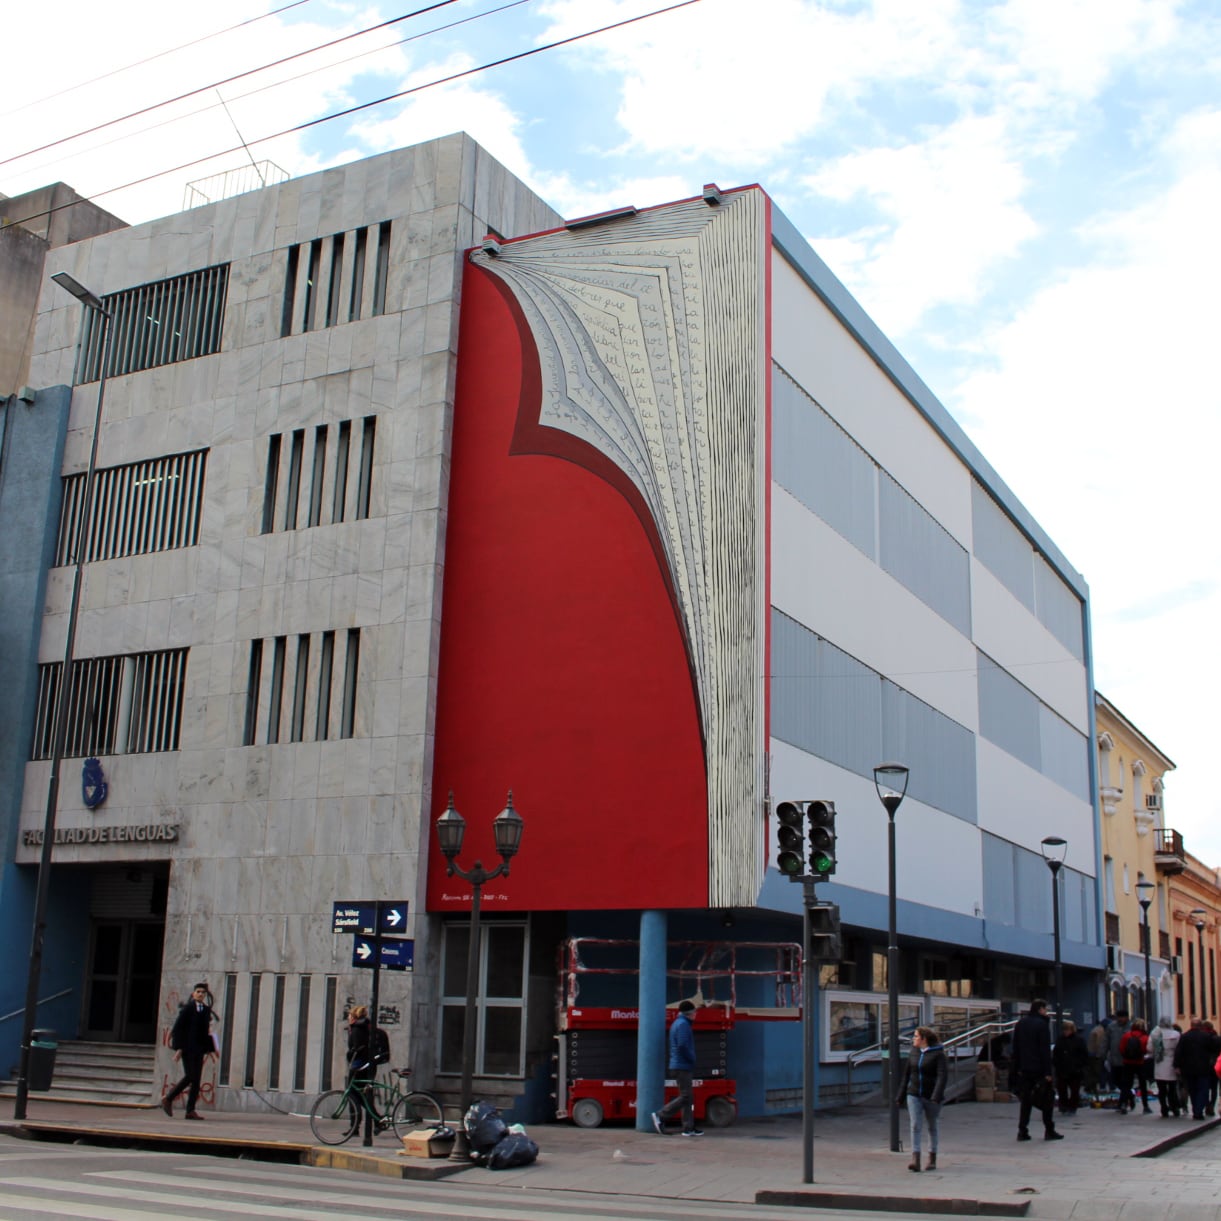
391, 1089, 444, 1135
310, 1089, 360, 1145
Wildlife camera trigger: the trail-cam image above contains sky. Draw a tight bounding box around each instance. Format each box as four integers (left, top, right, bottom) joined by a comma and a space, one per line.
5, 0, 1219, 864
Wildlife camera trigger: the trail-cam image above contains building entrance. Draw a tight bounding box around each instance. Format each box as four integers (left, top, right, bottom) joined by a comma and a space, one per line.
81, 866, 168, 1043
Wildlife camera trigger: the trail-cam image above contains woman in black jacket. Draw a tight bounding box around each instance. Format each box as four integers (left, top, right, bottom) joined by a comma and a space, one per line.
1052, 1020, 1089, 1114
895, 1026, 948, 1171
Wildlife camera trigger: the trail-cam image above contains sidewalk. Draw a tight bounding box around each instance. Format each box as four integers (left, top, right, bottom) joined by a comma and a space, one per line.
3, 1094, 1219, 1217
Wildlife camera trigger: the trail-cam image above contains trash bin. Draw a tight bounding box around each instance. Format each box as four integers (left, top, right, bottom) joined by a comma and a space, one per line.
28, 1029, 57, 1092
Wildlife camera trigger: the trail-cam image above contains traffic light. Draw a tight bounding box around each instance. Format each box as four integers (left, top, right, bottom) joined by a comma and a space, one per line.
809, 902, 842, 962
775, 801, 805, 880
808, 800, 837, 881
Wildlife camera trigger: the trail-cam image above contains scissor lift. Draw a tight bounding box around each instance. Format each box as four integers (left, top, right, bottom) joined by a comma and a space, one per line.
554, 936, 802, 1128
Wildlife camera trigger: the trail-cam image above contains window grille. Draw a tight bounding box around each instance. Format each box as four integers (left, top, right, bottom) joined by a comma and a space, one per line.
55, 449, 207, 566
261, 415, 375, 533
281, 222, 392, 337
76, 265, 229, 383
31, 649, 188, 759
243, 628, 361, 745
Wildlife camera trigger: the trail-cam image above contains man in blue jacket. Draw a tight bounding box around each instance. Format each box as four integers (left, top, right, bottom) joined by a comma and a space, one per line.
651, 1000, 702, 1136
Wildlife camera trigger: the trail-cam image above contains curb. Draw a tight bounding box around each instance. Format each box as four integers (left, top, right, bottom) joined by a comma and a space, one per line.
306, 1146, 469, 1180
756, 1190, 1029, 1216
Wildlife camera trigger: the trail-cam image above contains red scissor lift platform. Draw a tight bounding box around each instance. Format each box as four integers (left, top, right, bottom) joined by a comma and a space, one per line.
555, 937, 802, 1128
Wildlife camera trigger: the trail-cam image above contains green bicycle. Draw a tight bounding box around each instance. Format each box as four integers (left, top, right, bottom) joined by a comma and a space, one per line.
309, 1067, 444, 1145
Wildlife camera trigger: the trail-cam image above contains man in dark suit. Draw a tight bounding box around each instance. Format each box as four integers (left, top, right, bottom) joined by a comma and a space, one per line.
1011, 998, 1063, 1142
162, 982, 217, 1120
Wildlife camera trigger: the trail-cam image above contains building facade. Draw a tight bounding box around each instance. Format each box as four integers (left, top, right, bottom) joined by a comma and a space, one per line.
5, 136, 1102, 1119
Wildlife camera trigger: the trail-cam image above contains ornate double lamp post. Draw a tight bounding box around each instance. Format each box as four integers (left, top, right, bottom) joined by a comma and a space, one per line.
874, 762, 908, 1155
1136, 880, 1155, 1023
1040, 836, 1067, 1040
436, 791, 523, 1159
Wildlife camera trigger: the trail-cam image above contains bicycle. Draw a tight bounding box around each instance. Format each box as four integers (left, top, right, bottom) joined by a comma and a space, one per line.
309, 1067, 444, 1145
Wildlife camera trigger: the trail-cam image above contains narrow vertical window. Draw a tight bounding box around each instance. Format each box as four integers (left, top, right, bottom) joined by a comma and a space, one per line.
322, 976, 338, 1091
308, 425, 328, 528
294, 976, 312, 1092
281, 244, 299, 338
267, 974, 286, 1090
243, 639, 264, 746
284, 429, 304, 531
219, 974, 238, 1086
302, 239, 322, 332
325, 233, 344, 328
316, 631, 335, 740
267, 636, 287, 743
244, 974, 262, 1088
356, 415, 376, 520
340, 629, 360, 739
349, 227, 367, 321
371, 221, 391, 316
332, 420, 351, 523
290, 634, 310, 743
261, 434, 281, 535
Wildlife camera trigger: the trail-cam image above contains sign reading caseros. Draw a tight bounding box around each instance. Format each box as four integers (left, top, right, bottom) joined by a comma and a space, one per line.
22, 824, 180, 846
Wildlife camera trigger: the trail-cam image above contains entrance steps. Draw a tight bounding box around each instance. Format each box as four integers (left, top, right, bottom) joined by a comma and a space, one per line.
0, 1040, 155, 1106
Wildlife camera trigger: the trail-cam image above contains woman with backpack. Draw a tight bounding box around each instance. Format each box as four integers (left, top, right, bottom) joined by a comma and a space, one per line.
1118, 1018, 1152, 1114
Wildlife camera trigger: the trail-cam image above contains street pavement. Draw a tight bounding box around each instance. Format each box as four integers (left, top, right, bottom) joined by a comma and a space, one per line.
2, 1093, 1220, 1218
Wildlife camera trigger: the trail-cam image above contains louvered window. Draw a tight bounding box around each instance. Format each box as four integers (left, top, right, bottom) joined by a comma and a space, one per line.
281, 222, 392, 336
31, 649, 188, 759
261, 417, 374, 532
243, 629, 360, 745
55, 449, 207, 566
76, 265, 229, 383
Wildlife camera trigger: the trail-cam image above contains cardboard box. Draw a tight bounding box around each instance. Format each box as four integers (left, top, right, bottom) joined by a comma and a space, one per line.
400, 1128, 455, 1158
975, 1086, 995, 1102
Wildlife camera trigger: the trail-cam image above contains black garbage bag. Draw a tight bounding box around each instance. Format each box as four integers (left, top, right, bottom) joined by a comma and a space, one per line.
485, 1131, 540, 1170
464, 1101, 508, 1153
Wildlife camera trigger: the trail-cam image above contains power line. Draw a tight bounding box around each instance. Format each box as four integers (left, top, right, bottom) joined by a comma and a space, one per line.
0, 1, 463, 171
7, 0, 705, 231
0, 0, 317, 122
12, 0, 535, 187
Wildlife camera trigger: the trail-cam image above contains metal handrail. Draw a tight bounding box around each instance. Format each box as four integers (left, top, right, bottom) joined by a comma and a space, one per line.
0, 989, 73, 1025
845, 1015, 1018, 1104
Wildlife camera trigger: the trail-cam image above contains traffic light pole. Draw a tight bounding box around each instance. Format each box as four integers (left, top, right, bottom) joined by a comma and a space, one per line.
802, 877, 816, 1184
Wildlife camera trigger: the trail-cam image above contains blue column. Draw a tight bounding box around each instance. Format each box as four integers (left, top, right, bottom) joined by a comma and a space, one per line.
635, 909, 667, 1130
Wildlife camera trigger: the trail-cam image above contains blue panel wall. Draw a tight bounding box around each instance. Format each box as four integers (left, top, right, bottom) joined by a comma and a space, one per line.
0, 387, 73, 1067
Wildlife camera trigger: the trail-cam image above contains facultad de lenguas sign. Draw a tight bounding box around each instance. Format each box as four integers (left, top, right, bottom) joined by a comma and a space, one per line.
22, 824, 180, 846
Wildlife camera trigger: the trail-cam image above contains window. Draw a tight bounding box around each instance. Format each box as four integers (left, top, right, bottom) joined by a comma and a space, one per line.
243, 629, 360, 745
262, 416, 375, 533
440, 922, 528, 1077
76, 265, 229, 383
56, 449, 207, 566
824, 991, 922, 1061
281, 222, 392, 336
31, 649, 188, 758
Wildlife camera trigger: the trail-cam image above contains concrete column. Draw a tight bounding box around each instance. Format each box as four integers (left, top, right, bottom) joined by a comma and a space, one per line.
635, 909, 667, 1131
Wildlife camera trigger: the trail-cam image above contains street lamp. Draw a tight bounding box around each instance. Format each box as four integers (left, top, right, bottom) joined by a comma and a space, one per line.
1040, 836, 1067, 1041
14, 273, 113, 1121
436, 790, 523, 1160
875, 762, 908, 1155
1136, 880, 1155, 1023
1190, 909, 1207, 1021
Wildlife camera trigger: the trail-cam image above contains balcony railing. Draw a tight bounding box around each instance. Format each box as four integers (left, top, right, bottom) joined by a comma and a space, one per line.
1154, 828, 1186, 873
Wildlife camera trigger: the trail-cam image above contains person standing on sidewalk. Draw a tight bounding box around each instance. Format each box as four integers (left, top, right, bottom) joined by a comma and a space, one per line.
1175, 1019, 1221, 1120
162, 983, 217, 1120
1085, 1019, 1110, 1100
1053, 1020, 1088, 1115
1118, 1019, 1153, 1114
1151, 1017, 1182, 1118
896, 1026, 947, 1171
1011, 999, 1062, 1142
1106, 1009, 1131, 1111
652, 1000, 702, 1136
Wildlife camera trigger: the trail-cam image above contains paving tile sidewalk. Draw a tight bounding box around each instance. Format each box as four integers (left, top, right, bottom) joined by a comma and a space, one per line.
3, 1096, 1220, 1217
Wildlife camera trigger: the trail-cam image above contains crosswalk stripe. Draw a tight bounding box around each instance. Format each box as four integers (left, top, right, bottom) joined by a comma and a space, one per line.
0, 1192, 155, 1220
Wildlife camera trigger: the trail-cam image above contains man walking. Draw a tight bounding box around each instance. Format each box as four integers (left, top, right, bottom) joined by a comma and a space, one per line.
1011, 998, 1062, 1142
652, 1000, 702, 1136
163, 983, 217, 1120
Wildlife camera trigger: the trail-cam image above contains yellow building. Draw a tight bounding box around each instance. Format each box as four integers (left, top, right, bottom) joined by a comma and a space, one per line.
1095, 693, 1176, 1021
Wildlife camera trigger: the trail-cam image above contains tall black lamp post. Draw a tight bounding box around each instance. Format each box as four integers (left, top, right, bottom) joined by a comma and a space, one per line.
1040, 836, 1067, 1040
436, 791, 523, 1160
1136, 880, 1155, 1023
874, 762, 908, 1155
14, 272, 112, 1121
1190, 909, 1207, 1021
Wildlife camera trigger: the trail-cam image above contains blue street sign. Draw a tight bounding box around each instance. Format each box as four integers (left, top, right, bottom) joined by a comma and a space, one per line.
352, 936, 414, 972
332, 901, 376, 936
379, 903, 409, 934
